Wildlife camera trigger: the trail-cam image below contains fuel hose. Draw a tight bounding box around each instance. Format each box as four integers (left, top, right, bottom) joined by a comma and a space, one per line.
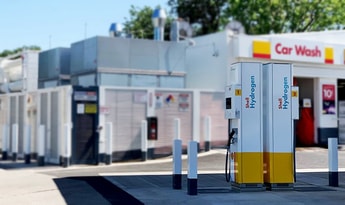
225, 148, 231, 182
225, 129, 235, 182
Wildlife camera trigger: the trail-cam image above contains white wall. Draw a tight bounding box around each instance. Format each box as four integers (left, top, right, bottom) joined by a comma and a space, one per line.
185, 31, 230, 91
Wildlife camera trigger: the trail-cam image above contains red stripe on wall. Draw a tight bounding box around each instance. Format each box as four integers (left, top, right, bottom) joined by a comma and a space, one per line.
325, 59, 334, 64
253, 53, 271, 59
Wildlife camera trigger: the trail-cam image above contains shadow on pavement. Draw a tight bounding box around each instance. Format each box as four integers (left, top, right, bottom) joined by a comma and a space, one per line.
53, 176, 144, 205
108, 173, 345, 193
0, 159, 51, 170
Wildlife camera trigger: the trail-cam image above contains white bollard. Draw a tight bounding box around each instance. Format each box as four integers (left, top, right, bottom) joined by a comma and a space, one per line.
187, 140, 198, 195
2, 125, 8, 160
204, 116, 211, 152
12, 124, 18, 162
174, 118, 181, 140
62, 123, 71, 168
105, 122, 113, 165
328, 138, 338, 187
141, 120, 148, 161
38, 125, 45, 166
24, 125, 31, 164
173, 139, 182, 189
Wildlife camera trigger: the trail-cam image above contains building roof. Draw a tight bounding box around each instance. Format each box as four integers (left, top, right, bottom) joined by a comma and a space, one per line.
260, 30, 345, 45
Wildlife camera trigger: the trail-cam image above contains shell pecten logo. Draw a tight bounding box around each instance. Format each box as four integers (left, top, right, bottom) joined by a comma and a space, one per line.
253, 40, 271, 59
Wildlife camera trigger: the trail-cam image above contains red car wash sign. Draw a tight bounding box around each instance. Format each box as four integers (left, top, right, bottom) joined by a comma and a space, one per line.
271, 38, 325, 63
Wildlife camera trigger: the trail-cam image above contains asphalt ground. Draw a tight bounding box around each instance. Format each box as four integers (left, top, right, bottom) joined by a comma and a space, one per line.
1, 147, 345, 205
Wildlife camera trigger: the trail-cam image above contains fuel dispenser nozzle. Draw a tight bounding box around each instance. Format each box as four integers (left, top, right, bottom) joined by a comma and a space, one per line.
227, 129, 237, 147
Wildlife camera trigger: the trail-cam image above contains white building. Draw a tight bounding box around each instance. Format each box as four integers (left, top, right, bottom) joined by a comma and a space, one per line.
2, 27, 345, 165
186, 29, 345, 146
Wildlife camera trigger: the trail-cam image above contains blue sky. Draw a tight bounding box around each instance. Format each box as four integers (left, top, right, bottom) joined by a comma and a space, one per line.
0, 0, 168, 52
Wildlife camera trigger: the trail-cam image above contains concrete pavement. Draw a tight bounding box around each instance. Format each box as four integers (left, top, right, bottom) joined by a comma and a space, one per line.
0, 169, 67, 205
0, 148, 345, 204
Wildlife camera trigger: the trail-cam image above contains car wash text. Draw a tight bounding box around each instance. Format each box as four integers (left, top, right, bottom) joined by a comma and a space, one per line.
275, 43, 321, 57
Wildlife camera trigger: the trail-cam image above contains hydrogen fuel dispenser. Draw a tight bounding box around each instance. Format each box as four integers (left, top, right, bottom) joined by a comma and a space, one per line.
225, 62, 264, 190
262, 63, 299, 190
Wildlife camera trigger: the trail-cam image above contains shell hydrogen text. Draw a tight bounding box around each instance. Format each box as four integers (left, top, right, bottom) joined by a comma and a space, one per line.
245, 75, 256, 109
278, 77, 289, 109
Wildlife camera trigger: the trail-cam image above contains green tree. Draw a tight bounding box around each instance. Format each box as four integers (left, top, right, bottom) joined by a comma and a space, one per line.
0, 46, 41, 58
0, 50, 12, 58
168, 0, 345, 35
168, 0, 228, 35
123, 5, 172, 40
226, 0, 345, 34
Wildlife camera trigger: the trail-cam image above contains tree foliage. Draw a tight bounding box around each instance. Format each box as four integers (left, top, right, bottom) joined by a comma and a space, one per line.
123, 5, 172, 40
0, 46, 41, 58
122, 0, 345, 40
124, 5, 154, 39
168, 0, 345, 35
226, 0, 345, 34
168, 0, 228, 36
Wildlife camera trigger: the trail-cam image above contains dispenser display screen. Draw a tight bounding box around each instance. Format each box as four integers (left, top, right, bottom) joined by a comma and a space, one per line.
226, 98, 232, 109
